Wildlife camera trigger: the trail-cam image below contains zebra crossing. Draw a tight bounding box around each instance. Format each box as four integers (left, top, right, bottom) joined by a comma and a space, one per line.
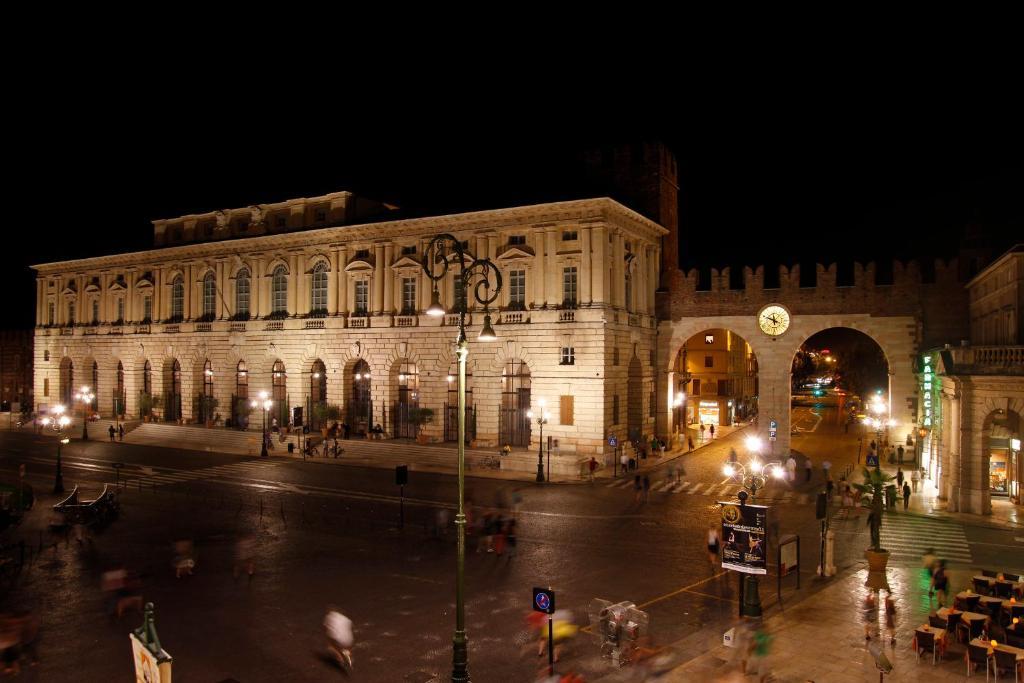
878, 512, 973, 566
125, 459, 279, 488
602, 477, 813, 505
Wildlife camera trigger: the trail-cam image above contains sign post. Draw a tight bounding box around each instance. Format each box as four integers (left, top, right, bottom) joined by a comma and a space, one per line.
396, 465, 408, 529
533, 587, 556, 675
609, 435, 618, 477
720, 501, 768, 618
130, 602, 172, 683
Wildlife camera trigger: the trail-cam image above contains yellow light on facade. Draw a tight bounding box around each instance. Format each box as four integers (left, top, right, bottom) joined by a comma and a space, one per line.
426, 288, 445, 316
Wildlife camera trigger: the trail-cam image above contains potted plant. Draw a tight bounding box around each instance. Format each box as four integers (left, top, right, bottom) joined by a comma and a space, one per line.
409, 407, 435, 444
325, 404, 342, 435
199, 395, 219, 427
139, 393, 153, 422
853, 465, 895, 572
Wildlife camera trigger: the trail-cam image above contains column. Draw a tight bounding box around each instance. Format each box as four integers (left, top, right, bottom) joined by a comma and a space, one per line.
487, 233, 498, 260
337, 247, 348, 315
580, 227, 592, 305
35, 279, 43, 325
614, 233, 626, 307
327, 249, 339, 315
289, 254, 300, 315
254, 257, 266, 318
155, 269, 165, 320
126, 271, 137, 322
544, 228, 558, 307
382, 242, 394, 315
185, 265, 194, 320
373, 243, 385, 315
215, 262, 225, 319
591, 225, 606, 305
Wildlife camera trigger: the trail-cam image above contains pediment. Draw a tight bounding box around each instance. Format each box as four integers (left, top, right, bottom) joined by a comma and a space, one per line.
391, 255, 422, 270
84, 282, 101, 293
345, 258, 375, 273
133, 278, 153, 290
496, 246, 535, 261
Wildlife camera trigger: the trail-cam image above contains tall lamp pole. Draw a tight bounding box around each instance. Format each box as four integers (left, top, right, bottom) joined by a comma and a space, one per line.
422, 232, 501, 683
528, 401, 549, 483
252, 390, 272, 457
41, 404, 72, 494
75, 385, 94, 440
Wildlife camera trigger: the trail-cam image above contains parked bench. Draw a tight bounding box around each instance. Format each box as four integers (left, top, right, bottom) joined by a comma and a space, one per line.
53, 484, 119, 525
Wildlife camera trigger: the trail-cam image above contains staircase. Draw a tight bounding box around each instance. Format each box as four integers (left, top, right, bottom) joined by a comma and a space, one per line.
124, 423, 300, 456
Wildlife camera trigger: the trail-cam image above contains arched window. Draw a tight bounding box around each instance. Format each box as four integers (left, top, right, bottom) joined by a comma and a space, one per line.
272, 360, 287, 425
350, 360, 372, 435
170, 275, 184, 320
92, 298, 100, 324
232, 360, 249, 430
235, 361, 248, 399
166, 359, 182, 421
203, 360, 213, 396
203, 272, 216, 318
116, 361, 125, 416
272, 266, 288, 315
235, 268, 250, 319
310, 261, 328, 313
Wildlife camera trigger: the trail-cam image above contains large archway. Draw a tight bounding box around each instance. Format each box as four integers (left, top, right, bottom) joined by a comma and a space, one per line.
164, 359, 182, 422
391, 360, 419, 439
309, 359, 327, 431
196, 359, 215, 424
500, 360, 531, 447
349, 360, 372, 436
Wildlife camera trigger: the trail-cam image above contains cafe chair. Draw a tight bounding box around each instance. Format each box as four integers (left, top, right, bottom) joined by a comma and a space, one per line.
1005, 574, 1021, 583
930, 614, 948, 629
996, 583, 1014, 599
966, 641, 993, 678
985, 570, 1001, 578
916, 629, 939, 666
947, 612, 964, 641
992, 647, 1020, 682
1006, 632, 1024, 649
976, 578, 995, 595
961, 617, 989, 644
966, 595, 983, 611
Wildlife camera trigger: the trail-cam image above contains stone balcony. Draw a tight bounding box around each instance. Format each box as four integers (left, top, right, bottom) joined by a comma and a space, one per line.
942, 345, 1024, 375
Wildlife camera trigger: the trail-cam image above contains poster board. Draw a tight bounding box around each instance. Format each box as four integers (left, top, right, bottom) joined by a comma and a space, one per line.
720, 502, 767, 575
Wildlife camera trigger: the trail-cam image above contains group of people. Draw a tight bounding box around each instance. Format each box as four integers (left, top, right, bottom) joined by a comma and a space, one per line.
470, 508, 517, 558
106, 423, 126, 441
0, 611, 37, 675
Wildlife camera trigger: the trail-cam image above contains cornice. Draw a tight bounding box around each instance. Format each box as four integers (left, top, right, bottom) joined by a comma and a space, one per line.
32, 198, 668, 275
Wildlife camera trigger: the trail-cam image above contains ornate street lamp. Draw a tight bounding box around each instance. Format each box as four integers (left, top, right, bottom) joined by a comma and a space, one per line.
422, 232, 501, 683
251, 390, 272, 457
527, 400, 550, 483
75, 385, 94, 440
41, 404, 72, 494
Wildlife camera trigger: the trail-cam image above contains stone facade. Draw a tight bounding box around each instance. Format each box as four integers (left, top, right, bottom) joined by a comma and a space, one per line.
0, 329, 33, 409
32, 197, 665, 461
968, 244, 1023, 345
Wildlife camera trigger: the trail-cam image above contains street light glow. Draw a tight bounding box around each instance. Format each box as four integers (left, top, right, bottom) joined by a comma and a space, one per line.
425, 287, 445, 317
745, 435, 762, 453
723, 463, 735, 477
259, 390, 269, 400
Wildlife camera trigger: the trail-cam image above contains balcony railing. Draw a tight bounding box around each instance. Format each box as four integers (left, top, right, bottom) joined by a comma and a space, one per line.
229, 322, 246, 332
265, 321, 284, 331
59, 327, 74, 336
163, 324, 180, 334
395, 316, 417, 327
195, 322, 212, 332
305, 319, 325, 329
134, 324, 151, 334
500, 312, 525, 324
628, 313, 641, 327
558, 310, 575, 322
348, 316, 368, 329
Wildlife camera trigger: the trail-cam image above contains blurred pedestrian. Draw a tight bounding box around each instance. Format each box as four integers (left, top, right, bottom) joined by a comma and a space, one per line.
588, 457, 597, 482
709, 424, 715, 439
173, 539, 195, 578
0, 614, 21, 675
931, 560, 949, 607
642, 475, 650, 503
619, 451, 628, 475
707, 526, 721, 565
922, 547, 937, 578
434, 508, 450, 540
324, 607, 354, 670
896, 467, 904, 489
504, 518, 517, 560
234, 533, 256, 579
118, 423, 124, 441
786, 455, 796, 482
804, 458, 812, 482
911, 468, 920, 493
884, 592, 897, 644
108, 424, 116, 442
897, 445, 905, 463
493, 516, 508, 556
633, 476, 642, 504
700, 423, 706, 441
659, 439, 666, 458
748, 622, 772, 682
863, 590, 878, 640
729, 448, 738, 463
902, 481, 911, 510
688, 436, 694, 452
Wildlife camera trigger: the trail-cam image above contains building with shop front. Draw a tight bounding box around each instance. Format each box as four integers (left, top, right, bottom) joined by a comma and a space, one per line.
925, 244, 1024, 514
31, 191, 666, 470
671, 328, 757, 429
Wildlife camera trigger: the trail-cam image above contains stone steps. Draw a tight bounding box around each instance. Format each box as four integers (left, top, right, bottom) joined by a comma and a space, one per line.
124, 423, 300, 456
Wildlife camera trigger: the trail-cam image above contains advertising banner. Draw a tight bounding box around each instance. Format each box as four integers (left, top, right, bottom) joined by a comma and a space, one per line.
720, 503, 768, 575
130, 632, 172, 683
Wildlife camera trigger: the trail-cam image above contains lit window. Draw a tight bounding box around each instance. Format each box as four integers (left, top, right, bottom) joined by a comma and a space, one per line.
705, 334, 714, 344
203, 272, 217, 318
235, 269, 250, 318
509, 270, 526, 308
562, 267, 578, 307
272, 266, 288, 314
310, 262, 328, 312
143, 296, 153, 322
560, 347, 575, 365
170, 275, 184, 319
354, 280, 368, 315
402, 277, 416, 314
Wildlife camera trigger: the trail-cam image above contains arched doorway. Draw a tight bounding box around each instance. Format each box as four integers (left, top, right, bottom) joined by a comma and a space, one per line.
196, 360, 214, 424
271, 360, 287, 428
232, 361, 249, 429
349, 360, 372, 436
59, 358, 74, 407
627, 355, 643, 444
444, 361, 475, 443
391, 361, 419, 439
115, 361, 125, 417
500, 360, 531, 447
164, 359, 182, 422
309, 359, 327, 431
90, 361, 99, 413
982, 408, 1020, 505
140, 360, 152, 418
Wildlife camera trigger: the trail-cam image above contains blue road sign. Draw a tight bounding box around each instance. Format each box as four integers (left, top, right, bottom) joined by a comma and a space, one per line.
608, 435, 618, 447
866, 454, 879, 467
770, 419, 778, 430
533, 587, 555, 614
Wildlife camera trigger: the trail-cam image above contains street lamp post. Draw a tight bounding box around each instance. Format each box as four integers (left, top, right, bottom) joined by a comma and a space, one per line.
723, 436, 784, 618
252, 391, 272, 457
422, 232, 501, 683
527, 401, 550, 483
41, 404, 72, 494
75, 385, 94, 441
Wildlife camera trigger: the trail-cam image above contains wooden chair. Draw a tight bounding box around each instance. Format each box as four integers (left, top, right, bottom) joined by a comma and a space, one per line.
985, 570, 1000, 578
965, 595, 983, 611
996, 583, 1014, 599
977, 578, 995, 595
992, 648, 1019, 682
961, 617, 989, 644
1005, 574, 1021, 582
916, 630, 938, 665
966, 641, 993, 678
947, 612, 964, 641
930, 614, 948, 629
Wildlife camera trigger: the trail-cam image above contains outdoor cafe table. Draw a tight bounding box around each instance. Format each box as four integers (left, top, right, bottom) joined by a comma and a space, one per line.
973, 575, 1024, 597
970, 637, 1024, 662
938, 607, 989, 624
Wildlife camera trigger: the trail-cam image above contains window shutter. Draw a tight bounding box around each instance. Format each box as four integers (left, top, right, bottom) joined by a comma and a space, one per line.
560, 395, 574, 426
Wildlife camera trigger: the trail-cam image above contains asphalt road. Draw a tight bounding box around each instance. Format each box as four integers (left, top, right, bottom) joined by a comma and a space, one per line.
2, 408, 1022, 682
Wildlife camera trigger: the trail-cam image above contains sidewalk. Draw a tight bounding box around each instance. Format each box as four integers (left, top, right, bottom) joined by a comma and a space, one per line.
594, 421, 752, 481
664, 560, 1000, 682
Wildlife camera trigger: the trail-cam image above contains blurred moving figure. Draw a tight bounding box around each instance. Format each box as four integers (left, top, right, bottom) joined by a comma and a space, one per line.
324, 607, 354, 670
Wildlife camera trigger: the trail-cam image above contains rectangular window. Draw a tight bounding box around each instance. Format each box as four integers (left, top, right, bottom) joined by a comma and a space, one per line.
44, 378, 49, 397
236, 278, 249, 317
402, 277, 417, 314
705, 334, 714, 344
354, 249, 370, 259
560, 395, 574, 426
48, 302, 55, 325
509, 270, 526, 307
355, 280, 368, 314
67, 301, 75, 325
718, 379, 728, 395
692, 379, 701, 396
704, 355, 714, 368
143, 296, 153, 321
315, 208, 327, 222
117, 298, 125, 322
562, 230, 578, 241
509, 235, 526, 246
401, 245, 417, 255
613, 346, 620, 366
613, 395, 620, 425
560, 347, 575, 365
92, 299, 99, 324
562, 266, 578, 307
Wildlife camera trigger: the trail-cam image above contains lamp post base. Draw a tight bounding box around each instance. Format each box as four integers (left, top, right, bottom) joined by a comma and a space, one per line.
536, 459, 545, 483
451, 629, 469, 683
53, 475, 64, 495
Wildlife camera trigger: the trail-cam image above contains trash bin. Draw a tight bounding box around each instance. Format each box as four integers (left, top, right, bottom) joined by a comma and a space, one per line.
287, 443, 295, 453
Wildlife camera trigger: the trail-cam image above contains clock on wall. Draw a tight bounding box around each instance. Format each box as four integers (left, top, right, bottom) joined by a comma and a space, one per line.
758, 304, 791, 337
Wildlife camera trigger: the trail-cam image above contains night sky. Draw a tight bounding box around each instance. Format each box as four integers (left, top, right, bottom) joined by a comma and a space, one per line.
11, 122, 1021, 330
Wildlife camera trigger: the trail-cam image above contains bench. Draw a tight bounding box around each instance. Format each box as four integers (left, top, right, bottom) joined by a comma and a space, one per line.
53, 485, 119, 525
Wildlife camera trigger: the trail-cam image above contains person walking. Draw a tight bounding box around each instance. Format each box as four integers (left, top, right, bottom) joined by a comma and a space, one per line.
619, 451, 628, 476
869, 440, 877, 453
896, 467, 904, 489
700, 423, 706, 442
804, 457, 812, 483
633, 476, 642, 504
902, 481, 911, 510
688, 436, 694, 452
587, 456, 597, 482
707, 526, 721, 566
931, 560, 949, 607
642, 475, 651, 503
897, 445, 904, 463
118, 423, 124, 441
108, 424, 116, 442
822, 460, 832, 480
709, 424, 715, 440
504, 518, 517, 561
786, 455, 796, 483
911, 468, 920, 493
884, 592, 898, 645
324, 608, 354, 670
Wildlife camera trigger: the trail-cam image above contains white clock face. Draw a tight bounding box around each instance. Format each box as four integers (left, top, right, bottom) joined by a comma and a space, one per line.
758, 305, 790, 336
